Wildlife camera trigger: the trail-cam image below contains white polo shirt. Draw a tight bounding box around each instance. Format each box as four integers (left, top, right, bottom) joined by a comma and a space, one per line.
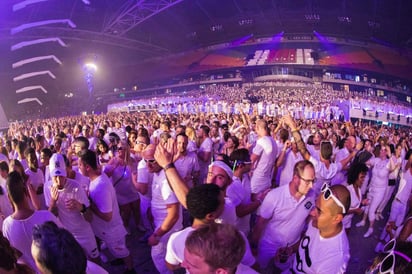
258, 184, 315, 247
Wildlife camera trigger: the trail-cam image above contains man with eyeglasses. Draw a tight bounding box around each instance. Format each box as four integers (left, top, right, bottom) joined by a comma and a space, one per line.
250, 160, 316, 272
290, 184, 351, 274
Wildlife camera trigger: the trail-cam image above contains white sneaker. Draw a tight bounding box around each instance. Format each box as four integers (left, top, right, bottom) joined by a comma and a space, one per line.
364, 228, 374, 238
356, 220, 366, 227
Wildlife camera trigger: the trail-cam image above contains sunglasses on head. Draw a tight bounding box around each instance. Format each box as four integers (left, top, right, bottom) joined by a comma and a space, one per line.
321, 183, 346, 214
366, 239, 411, 274
231, 159, 251, 171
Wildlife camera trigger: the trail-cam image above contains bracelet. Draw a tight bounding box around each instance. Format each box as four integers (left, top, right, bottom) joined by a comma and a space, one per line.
164, 162, 175, 171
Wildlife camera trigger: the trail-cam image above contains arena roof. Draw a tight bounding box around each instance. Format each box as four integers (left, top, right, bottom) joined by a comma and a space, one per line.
1, 0, 412, 120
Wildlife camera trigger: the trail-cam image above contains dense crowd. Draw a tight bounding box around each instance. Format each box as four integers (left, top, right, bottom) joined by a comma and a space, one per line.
0, 83, 412, 274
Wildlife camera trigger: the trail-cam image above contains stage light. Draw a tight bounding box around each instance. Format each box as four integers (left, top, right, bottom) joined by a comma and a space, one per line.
83, 63, 97, 72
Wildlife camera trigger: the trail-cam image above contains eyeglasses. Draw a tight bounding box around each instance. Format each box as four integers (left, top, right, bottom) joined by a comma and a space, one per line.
367, 239, 411, 274
136, 141, 146, 145
144, 159, 156, 164
321, 183, 346, 214
298, 175, 315, 185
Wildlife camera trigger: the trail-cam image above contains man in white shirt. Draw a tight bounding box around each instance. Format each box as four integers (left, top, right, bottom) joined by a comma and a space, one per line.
44, 153, 99, 262
250, 160, 316, 272
25, 148, 46, 209
332, 136, 357, 185
78, 149, 135, 274
290, 184, 351, 274
166, 183, 225, 271
2, 171, 60, 272
196, 125, 213, 184
250, 119, 277, 196
143, 144, 182, 274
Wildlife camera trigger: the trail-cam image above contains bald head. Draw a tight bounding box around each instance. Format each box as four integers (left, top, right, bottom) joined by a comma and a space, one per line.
328, 185, 351, 215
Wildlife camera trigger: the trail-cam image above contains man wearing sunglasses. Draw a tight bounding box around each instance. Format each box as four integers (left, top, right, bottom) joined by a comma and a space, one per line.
250, 160, 316, 272
143, 144, 182, 274
291, 184, 351, 274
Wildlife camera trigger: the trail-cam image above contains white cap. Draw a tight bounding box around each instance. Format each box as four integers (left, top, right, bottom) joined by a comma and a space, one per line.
49, 153, 67, 177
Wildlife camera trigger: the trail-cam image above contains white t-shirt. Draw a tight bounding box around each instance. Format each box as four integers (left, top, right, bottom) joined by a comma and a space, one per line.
227, 178, 251, 235
369, 157, 391, 188
309, 156, 342, 195
258, 185, 315, 248
278, 150, 303, 187
88, 173, 126, 240
151, 170, 182, 231
215, 197, 237, 226
2, 210, 60, 271
291, 221, 350, 274
342, 184, 362, 229
44, 178, 96, 249
137, 159, 153, 199
105, 164, 139, 205
307, 145, 321, 161
174, 152, 200, 188
166, 226, 195, 266
25, 168, 46, 209
73, 171, 90, 193
331, 148, 350, 185
251, 136, 277, 193
198, 137, 213, 183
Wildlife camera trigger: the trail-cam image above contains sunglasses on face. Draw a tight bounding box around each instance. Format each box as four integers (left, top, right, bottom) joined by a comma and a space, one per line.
366, 239, 411, 274
320, 183, 346, 214
145, 159, 156, 164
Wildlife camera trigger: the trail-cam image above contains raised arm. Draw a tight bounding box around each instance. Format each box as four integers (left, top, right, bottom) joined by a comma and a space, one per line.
154, 139, 189, 208
283, 114, 310, 160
